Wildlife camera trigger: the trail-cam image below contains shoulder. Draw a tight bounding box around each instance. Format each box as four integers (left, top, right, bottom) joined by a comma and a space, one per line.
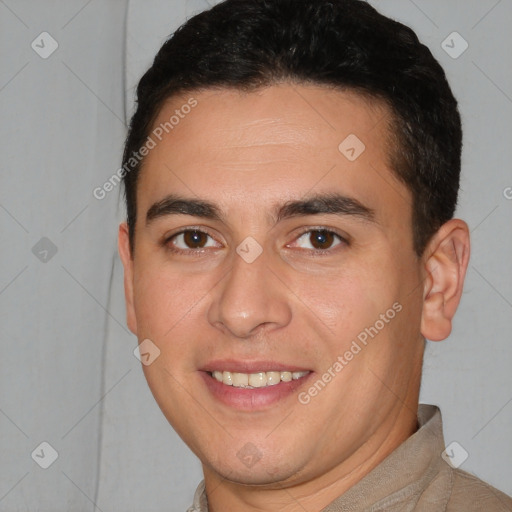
447, 468, 512, 511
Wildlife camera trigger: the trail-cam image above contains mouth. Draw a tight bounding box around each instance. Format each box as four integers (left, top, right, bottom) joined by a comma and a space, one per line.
209, 370, 310, 388
200, 362, 313, 410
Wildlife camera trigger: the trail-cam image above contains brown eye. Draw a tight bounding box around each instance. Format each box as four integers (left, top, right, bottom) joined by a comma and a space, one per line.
309, 230, 335, 249
183, 230, 208, 248
169, 230, 217, 251
292, 229, 344, 251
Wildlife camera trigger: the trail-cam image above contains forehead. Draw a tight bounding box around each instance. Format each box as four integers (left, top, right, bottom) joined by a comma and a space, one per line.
136, 84, 409, 227
148, 85, 389, 160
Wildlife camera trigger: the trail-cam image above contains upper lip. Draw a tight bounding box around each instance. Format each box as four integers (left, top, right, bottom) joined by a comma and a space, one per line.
201, 359, 312, 374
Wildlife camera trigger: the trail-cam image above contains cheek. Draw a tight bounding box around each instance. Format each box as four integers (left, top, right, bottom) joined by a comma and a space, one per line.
132, 262, 205, 341
306, 277, 365, 334
300, 262, 398, 341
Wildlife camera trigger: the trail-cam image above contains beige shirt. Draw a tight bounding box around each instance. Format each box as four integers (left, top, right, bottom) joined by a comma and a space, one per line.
187, 404, 512, 511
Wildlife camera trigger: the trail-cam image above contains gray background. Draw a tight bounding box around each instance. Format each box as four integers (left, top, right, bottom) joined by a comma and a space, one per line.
1, 0, 511, 510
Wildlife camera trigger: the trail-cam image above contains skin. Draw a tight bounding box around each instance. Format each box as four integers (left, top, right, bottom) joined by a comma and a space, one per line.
118, 84, 470, 511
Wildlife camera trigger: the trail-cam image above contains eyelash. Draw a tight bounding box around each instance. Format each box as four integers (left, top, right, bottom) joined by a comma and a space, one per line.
162, 226, 349, 256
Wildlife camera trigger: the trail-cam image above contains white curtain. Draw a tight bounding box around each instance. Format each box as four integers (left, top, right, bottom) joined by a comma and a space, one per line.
1, 1, 510, 510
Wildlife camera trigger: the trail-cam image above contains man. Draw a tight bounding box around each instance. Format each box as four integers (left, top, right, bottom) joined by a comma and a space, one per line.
118, 0, 512, 510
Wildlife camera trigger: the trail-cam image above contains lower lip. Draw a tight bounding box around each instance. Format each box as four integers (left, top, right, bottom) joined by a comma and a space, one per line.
200, 371, 313, 410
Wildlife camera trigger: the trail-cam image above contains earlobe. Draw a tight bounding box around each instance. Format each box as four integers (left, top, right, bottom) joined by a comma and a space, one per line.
118, 223, 138, 335
420, 219, 470, 341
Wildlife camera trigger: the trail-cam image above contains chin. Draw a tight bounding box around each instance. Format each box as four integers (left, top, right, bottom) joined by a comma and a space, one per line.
206, 453, 304, 488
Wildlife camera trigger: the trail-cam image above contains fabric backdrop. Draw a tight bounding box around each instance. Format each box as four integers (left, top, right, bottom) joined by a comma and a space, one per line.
1, 1, 511, 510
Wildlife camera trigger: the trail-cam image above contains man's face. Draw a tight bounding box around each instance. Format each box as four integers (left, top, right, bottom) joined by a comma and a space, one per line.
120, 85, 427, 486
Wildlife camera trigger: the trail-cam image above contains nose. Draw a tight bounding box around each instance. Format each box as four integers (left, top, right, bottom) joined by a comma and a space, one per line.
207, 247, 292, 339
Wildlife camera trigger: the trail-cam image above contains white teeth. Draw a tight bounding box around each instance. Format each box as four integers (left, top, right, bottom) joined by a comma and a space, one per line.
211, 370, 309, 388
249, 372, 267, 388
280, 371, 292, 382
231, 372, 249, 387
222, 371, 233, 386
266, 371, 281, 386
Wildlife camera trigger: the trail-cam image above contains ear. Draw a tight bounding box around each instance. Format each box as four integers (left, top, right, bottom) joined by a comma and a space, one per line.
420, 219, 470, 341
118, 222, 138, 335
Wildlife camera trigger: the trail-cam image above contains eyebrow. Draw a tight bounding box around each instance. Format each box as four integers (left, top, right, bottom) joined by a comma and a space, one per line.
145, 193, 375, 226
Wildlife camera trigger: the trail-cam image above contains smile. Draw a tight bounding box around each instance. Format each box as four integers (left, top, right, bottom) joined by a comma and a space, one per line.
210, 370, 310, 388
